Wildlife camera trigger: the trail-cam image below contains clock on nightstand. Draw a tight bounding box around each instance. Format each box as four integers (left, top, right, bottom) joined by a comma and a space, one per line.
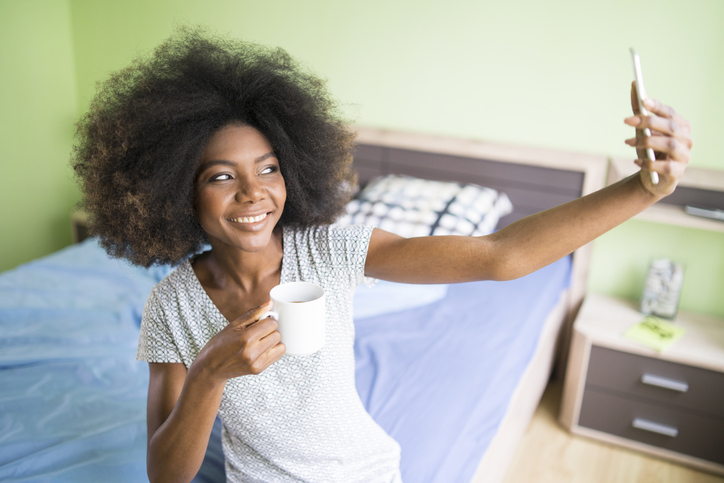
559, 293, 724, 475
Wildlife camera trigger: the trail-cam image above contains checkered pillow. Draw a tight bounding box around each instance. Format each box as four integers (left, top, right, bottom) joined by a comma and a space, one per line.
335, 175, 513, 237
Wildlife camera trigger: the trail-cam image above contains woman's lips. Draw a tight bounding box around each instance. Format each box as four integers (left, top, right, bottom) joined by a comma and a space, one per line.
227, 212, 269, 224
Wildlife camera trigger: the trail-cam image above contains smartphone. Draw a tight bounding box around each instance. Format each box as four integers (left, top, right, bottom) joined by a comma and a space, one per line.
630, 48, 659, 185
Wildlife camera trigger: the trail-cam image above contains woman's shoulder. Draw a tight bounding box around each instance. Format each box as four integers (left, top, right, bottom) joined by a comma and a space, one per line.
283, 224, 375, 270
285, 223, 374, 245
147, 259, 197, 305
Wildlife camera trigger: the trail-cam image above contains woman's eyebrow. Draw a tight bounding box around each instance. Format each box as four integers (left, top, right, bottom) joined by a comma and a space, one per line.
254, 152, 276, 163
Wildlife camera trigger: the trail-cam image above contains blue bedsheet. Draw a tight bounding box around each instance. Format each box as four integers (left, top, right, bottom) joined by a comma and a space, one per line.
355, 257, 570, 482
0, 238, 569, 482
0, 240, 176, 483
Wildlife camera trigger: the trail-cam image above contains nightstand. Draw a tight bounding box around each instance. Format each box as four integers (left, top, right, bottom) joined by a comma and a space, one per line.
71, 209, 90, 243
559, 293, 724, 475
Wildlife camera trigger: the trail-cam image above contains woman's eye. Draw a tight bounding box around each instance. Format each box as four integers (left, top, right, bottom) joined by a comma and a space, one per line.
261, 166, 278, 175
211, 173, 232, 181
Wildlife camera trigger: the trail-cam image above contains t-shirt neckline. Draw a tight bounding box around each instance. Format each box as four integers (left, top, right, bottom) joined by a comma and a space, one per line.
186, 225, 289, 325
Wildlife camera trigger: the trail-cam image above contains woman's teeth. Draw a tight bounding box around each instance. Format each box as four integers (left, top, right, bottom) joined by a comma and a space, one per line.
229, 213, 268, 224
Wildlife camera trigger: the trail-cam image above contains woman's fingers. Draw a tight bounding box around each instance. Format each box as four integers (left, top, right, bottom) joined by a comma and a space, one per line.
625, 114, 679, 137
235, 316, 285, 374
196, 301, 285, 380
624, 113, 693, 149
635, 157, 687, 180
625, 134, 691, 163
246, 321, 285, 373
242, 316, 281, 358
254, 338, 286, 373
623, 96, 693, 167
644, 98, 693, 139
231, 301, 274, 330
643, 97, 677, 117
204, 301, 284, 376
643, 98, 685, 124
625, 86, 692, 195
629, 82, 690, 131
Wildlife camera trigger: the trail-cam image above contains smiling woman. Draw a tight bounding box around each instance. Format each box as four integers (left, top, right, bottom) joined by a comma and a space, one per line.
70, 27, 405, 483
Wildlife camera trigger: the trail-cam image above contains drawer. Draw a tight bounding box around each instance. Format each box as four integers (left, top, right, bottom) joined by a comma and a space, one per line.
586, 345, 724, 419
579, 388, 724, 465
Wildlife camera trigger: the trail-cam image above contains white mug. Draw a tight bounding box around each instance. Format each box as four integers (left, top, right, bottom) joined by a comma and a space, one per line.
262, 282, 326, 356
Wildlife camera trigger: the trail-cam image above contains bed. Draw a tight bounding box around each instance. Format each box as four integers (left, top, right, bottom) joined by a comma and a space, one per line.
0, 126, 607, 482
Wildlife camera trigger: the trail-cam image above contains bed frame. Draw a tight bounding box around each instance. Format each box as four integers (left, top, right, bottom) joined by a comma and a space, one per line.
351, 126, 607, 483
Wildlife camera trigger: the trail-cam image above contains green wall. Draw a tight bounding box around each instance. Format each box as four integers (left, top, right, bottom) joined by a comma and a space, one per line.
0, 0, 79, 272
69, 0, 724, 168
2, 0, 723, 317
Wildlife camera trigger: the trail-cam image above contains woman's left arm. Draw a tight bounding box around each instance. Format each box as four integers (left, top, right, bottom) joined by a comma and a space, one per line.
365, 92, 692, 284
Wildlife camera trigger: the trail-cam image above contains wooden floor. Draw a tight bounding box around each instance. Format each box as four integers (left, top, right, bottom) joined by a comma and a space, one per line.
501, 379, 724, 483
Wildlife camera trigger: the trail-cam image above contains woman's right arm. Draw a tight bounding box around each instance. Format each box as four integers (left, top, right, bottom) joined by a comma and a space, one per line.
146, 361, 223, 483
145, 302, 285, 483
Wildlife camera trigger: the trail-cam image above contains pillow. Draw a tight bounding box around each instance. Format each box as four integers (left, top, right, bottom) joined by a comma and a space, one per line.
353, 280, 449, 319
336, 175, 513, 237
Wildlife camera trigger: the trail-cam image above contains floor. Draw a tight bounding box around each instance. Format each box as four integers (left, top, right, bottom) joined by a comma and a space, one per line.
501, 379, 724, 483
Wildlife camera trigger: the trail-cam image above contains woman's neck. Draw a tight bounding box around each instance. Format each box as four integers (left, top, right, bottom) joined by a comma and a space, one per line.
193, 226, 284, 294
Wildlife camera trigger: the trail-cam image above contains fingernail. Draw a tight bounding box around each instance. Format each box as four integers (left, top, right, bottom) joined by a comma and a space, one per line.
624, 116, 641, 126
643, 98, 654, 108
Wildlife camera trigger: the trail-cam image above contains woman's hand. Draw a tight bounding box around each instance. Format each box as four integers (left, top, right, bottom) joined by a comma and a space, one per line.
624, 81, 693, 197
192, 301, 285, 385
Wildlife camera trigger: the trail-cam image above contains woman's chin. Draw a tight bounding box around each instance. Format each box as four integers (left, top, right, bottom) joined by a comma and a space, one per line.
209, 227, 280, 255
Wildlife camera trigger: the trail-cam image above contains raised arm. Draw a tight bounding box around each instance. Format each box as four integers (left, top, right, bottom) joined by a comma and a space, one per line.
365, 90, 692, 284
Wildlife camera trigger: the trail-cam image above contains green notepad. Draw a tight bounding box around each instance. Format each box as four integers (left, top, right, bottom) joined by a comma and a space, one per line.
624, 315, 686, 352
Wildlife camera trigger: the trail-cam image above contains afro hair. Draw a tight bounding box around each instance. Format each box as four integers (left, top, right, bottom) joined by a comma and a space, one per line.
72, 27, 357, 267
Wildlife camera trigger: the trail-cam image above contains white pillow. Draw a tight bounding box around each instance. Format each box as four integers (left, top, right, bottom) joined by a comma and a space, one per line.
353, 280, 449, 319
336, 175, 513, 237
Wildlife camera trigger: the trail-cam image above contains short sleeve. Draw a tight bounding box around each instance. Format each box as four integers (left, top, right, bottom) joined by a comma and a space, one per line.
136, 288, 183, 363
323, 224, 377, 288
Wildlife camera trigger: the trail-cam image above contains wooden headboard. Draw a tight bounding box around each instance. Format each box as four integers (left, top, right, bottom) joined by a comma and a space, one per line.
351, 126, 608, 372
353, 126, 606, 227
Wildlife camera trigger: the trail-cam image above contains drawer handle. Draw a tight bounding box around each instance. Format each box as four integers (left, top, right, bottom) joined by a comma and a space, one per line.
641, 373, 689, 393
632, 418, 679, 438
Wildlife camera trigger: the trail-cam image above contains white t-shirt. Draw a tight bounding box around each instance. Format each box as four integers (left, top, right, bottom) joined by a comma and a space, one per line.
137, 224, 402, 482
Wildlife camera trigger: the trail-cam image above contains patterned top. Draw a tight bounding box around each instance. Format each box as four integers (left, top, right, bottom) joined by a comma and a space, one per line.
137, 224, 402, 482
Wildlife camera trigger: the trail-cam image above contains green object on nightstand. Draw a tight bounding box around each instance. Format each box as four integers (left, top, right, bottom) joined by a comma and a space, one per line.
624, 315, 686, 352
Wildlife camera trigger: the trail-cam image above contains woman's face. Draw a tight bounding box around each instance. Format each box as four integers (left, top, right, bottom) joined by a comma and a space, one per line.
195, 124, 286, 253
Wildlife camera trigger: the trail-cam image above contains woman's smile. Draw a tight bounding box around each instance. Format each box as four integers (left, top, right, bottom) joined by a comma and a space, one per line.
227, 212, 269, 224
224, 211, 274, 233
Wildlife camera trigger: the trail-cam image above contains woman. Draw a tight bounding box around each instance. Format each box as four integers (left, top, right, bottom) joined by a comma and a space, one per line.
73, 28, 692, 483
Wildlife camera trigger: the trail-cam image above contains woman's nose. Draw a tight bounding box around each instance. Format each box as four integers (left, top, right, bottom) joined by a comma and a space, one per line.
234, 176, 263, 203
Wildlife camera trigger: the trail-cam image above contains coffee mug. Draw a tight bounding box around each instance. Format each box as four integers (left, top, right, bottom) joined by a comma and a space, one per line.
262, 281, 326, 356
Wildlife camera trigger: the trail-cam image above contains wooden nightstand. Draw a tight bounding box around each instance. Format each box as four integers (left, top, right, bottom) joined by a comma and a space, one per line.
559, 293, 724, 475
71, 209, 90, 243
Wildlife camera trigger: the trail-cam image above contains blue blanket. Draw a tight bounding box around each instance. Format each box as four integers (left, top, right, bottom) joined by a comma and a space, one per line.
0, 239, 569, 482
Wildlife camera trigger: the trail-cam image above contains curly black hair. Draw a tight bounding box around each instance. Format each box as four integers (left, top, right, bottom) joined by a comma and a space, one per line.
72, 27, 357, 268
